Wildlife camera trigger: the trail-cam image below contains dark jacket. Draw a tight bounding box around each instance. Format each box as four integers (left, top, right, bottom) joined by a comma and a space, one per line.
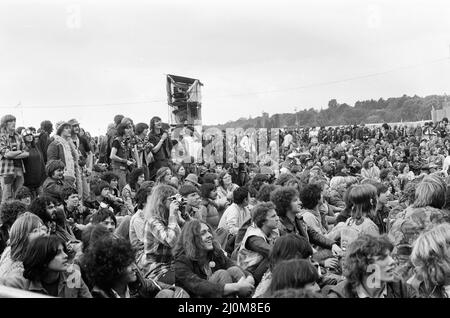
174, 245, 241, 298
42, 177, 74, 202
325, 279, 411, 298
278, 214, 336, 250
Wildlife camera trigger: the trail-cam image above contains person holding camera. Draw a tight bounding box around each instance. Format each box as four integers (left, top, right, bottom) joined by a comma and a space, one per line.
179, 184, 203, 221
148, 117, 173, 181
141, 184, 183, 284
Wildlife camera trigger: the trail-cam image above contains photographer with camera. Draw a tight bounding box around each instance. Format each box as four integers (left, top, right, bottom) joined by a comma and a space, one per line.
178, 184, 203, 222
141, 184, 182, 284
148, 117, 173, 181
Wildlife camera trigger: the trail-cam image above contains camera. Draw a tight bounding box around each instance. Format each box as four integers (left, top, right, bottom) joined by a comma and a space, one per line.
168, 194, 189, 219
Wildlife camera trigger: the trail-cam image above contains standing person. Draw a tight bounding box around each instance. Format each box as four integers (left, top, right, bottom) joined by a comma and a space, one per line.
110, 123, 136, 191
133, 123, 153, 181
68, 119, 93, 202
37, 120, 54, 164
47, 121, 82, 197
21, 129, 46, 197
148, 117, 173, 181
0, 115, 29, 204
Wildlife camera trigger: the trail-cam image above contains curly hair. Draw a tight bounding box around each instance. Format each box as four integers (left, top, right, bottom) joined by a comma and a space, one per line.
144, 184, 177, 221
299, 183, 322, 210
172, 219, 218, 265
411, 223, 450, 296
23, 235, 68, 282
101, 171, 120, 184
256, 184, 278, 203
251, 202, 276, 228
15, 186, 32, 201
82, 236, 135, 290
60, 186, 78, 202
270, 187, 298, 217
251, 174, 269, 192
128, 167, 145, 191
269, 259, 319, 294
342, 234, 394, 290
0, 200, 27, 228
81, 224, 113, 253
29, 196, 57, 224
91, 209, 117, 227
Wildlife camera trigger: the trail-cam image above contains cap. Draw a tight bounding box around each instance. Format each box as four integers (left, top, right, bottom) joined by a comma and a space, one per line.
68, 119, 80, 126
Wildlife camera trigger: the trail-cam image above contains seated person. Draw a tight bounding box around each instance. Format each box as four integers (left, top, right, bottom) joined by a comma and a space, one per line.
325, 234, 410, 298
237, 202, 279, 284
174, 220, 255, 298
41, 160, 74, 202
90, 208, 117, 233
85, 181, 126, 215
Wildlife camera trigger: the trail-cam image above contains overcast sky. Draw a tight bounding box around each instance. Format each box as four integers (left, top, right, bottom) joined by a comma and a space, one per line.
1, 0, 450, 135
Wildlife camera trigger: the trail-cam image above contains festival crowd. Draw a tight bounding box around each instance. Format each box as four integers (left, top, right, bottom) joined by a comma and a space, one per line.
0, 112, 449, 298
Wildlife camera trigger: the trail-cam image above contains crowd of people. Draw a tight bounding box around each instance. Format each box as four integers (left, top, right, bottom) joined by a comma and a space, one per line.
0, 112, 449, 298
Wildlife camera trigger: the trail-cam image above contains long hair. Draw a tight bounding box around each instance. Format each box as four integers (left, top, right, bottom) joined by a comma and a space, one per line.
342, 234, 393, 290
268, 259, 319, 294
413, 174, 446, 209
348, 184, 378, 220
23, 235, 67, 282
411, 223, 450, 296
173, 220, 218, 265
155, 167, 172, 184
269, 234, 313, 270
150, 116, 162, 133
144, 184, 177, 222
9, 212, 45, 262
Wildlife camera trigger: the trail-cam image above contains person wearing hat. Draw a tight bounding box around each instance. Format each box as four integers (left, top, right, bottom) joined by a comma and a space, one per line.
47, 121, 83, 198
68, 118, 92, 201
179, 184, 203, 221
0, 115, 29, 204
41, 160, 74, 202
184, 173, 200, 188
21, 128, 46, 197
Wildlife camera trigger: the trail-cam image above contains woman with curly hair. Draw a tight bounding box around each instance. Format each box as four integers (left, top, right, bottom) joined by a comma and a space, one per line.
83, 235, 186, 298
325, 234, 410, 298
141, 184, 184, 283
217, 172, 239, 204
174, 219, 255, 298
0, 212, 47, 278
0, 235, 91, 297
409, 223, 450, 298
121, 167, 145, 214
